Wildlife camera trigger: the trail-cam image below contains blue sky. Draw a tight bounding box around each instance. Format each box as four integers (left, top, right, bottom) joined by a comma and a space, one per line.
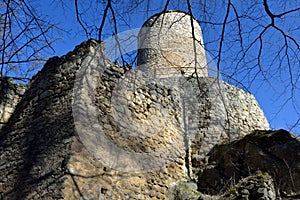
36, 0, 299, 135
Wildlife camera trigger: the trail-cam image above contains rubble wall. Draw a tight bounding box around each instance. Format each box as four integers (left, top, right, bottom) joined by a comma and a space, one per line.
0, 39, 269, 199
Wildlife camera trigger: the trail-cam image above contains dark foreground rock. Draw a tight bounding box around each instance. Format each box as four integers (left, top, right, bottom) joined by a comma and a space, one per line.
197, 129, 300, 199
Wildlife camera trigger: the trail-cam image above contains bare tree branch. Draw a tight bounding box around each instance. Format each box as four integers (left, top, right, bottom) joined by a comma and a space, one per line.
74, 0, 89, 38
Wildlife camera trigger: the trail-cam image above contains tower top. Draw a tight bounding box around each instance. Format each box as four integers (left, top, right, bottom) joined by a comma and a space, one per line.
137, 11, 208, 78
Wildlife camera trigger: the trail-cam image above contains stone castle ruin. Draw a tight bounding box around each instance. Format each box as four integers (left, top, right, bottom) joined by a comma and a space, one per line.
3, 10, 296, 200
136, 10, 269, 159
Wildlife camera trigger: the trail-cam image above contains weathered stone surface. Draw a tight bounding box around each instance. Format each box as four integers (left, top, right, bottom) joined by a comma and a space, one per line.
0, 77, 27, 129
168, 181, 201, 200
0, 36, 273, 199
0, 11, 281, 200
137, 11, 208, 78
0, 40, 99, 199
197, 130, 300, 198
223, 172, 276, 200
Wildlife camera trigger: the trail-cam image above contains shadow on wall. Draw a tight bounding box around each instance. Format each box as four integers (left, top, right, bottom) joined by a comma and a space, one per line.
0, 39, 112, 199
0, 56, 75, 199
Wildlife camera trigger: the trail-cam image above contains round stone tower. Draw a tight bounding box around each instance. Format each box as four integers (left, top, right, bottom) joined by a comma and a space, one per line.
137, 11, 208, 78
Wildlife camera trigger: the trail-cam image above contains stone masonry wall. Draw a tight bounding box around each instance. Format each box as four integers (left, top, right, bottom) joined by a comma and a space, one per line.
66, 41, 188, 199
0, 39, 269, 199
0, 77, 27, 129
151, 76, 270, 177
189, 77, 269, 160
0, 40, 95, 199
0, 40, 188, 199
137, 11, 208, 78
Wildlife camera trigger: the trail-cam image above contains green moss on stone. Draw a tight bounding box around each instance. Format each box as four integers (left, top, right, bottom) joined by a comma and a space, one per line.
255, 172, 270, 179
243, 129, 298, 147
226, 187, 237, 195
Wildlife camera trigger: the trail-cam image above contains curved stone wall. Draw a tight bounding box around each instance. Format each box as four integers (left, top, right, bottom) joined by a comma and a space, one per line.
187, 77, 270, 167
137, 11, 208, 78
